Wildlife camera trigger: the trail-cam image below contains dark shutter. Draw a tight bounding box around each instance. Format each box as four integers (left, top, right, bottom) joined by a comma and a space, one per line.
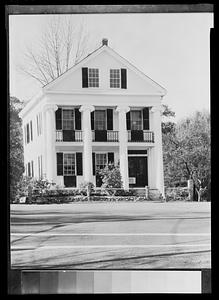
76, 152, 83, 175
108, 152, 114, 164
92, 153, 96, 175
107, 109, 113, 130
126, 111, 131, 130
75, 108, 81, 130
27, 124, 30, 143
57, 153, 63, 175
30, 121, 33, 141
31, 160, 34, 177
121, 68, 127, 89
143, 107, 150, 130
82, 67, 88, 88
91, 111, 94, 130
28, 162, 31, 177
55, 108, 62, 130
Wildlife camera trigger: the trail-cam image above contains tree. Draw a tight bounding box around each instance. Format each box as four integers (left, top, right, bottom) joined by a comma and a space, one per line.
19, 16, 99, 86
10, 97, 25, 201
163, 110, 211, 201
98, 163, 123, 195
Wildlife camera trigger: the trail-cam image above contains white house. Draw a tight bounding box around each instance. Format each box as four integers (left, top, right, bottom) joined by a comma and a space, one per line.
19, 39, 166, 197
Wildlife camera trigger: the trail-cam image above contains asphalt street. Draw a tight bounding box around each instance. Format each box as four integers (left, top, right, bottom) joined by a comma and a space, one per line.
10, 202, 211, 269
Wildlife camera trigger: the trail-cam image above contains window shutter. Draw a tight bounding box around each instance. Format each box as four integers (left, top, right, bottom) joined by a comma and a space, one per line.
57, 152, 63, 176
76, 152, 83, 176
121, 68, 127, 89
27, 123, 30, 143
107, 109, 113, 130
91, 111, 94, 130
31, 160, 34, 177
82, 67, 88, 88
75, 108, 81, 130
126, 111, 131, 130
143, 107, 150, 130
30, 121, 33, 141
55, 108, 62, 130
92, 153, 96, 175
108, 152, 114, 164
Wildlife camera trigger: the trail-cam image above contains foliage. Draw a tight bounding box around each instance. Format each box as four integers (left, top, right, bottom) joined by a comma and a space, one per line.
19, 16, 99, 86
98, 163, 123, 195
10, 97, 25, 202
78, 181, 95, 196
162, 110, 210, 201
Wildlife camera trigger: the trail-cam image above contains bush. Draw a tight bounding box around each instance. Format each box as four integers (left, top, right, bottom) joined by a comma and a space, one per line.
78, 181, 94, 196
98, 163, 123, 196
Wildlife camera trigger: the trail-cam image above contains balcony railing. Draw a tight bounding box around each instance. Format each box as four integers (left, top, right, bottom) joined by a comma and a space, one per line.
56, 130, 83, 142
92, 130, 119, 142
128, 130, 154, 143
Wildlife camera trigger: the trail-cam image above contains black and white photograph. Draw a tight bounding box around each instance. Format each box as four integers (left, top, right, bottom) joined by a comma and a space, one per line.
8, 4, 212, 294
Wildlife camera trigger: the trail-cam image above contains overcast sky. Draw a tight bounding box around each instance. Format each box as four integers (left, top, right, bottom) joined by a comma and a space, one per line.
9, 13, 213, 121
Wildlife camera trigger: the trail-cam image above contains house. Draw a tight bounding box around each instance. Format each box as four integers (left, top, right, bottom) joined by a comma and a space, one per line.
19, 38, 166, 197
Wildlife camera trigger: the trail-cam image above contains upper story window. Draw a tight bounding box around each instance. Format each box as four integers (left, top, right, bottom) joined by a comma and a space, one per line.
110, 69, 120, 88
88, 68, 99, 87
131, 110, 142, 130
62, 109, 75, 130
36, 113, 42, 136
24, 121, 33, 144
94, 110, 106, 130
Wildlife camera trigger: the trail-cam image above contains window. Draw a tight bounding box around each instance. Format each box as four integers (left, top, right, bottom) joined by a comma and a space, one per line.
28, 162, 31, 177
30, 121, 33, 141
88, 68, 99, 87
63, 109, 75, 130
63, 153, 76, 176
38, 155, 43, 179
31, 160, 34, 177
131, 110, 142, 130
96, 153, 107, 170
110, 69, 120, 88
94, 110, 106, 130
26, 124, 30, 144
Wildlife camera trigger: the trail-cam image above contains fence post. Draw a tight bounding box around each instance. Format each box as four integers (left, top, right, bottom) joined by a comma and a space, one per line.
145, 186, 149, 199
188, 179, 194, 201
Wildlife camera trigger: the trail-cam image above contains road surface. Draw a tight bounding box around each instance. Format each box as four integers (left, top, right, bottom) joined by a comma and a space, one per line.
10, 202, 211, 269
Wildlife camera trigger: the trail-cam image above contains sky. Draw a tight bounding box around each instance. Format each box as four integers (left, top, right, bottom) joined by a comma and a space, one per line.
9, 13, 213, 121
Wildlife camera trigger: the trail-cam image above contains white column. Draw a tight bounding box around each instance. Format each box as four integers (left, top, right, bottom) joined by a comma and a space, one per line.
151, 105, 165, 197
80, 104, 95, 183
44, 104, 58, 182
116, 105, 130, 190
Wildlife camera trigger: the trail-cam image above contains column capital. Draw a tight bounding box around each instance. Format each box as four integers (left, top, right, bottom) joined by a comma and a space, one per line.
151, 105, 162, 113
79, 104, 95, 113
44, 104, 58, 113
116, 105, 130, 113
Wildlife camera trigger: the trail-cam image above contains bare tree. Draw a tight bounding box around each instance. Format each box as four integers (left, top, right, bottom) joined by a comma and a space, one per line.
18, 16, 99, 86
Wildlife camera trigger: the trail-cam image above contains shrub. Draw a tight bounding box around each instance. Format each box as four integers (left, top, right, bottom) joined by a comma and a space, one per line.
98, 163, 123, 196
78, 181, 94, 196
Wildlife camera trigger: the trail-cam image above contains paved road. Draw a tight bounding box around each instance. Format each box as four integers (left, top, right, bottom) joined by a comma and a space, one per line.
10, 202, 211, 269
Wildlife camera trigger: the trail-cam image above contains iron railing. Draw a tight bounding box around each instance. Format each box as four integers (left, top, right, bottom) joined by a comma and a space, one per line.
56, 130, 83, 142
127, 130, 154, 143
92, 130, 119, 142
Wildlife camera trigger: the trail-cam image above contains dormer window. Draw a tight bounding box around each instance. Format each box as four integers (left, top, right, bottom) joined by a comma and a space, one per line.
88, 68, 99, 87
110, 69, 120, 88
82, 67, 99, 88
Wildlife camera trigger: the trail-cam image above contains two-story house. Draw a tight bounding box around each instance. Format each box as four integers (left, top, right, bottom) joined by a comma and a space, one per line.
19, 39, 166, 197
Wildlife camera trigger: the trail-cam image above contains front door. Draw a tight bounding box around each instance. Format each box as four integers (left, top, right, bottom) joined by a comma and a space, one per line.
128, 156, 148, 187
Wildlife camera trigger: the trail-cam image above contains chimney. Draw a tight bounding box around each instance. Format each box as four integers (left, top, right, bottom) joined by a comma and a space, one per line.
102, 38, 108, 46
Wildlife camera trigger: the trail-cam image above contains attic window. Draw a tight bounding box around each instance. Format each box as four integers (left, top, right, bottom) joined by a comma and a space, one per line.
110, 69, 120, 88
88, 68, 99, 87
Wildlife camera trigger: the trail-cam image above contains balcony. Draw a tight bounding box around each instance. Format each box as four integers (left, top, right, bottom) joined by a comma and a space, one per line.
92, 130, 119, 142
128, 130, 154, 143
56, 130, 83, 142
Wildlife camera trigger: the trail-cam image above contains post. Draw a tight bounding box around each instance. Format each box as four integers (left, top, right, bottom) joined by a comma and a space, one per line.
145, 186, 149, 199
151, 105, 165, 198
44, 104, 58, 182
80, 104, 95, 183
116, 105, 130, 190
188, 179, 194, 201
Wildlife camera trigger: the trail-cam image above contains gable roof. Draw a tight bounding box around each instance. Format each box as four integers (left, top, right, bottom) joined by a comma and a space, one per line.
43, 42, 166, 95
